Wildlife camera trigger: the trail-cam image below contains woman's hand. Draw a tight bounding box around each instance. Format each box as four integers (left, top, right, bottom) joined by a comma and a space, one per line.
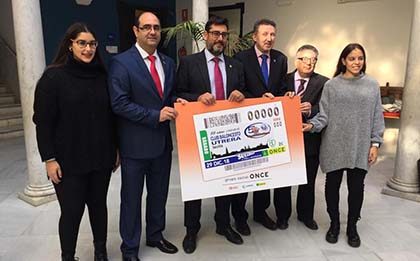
302, 123, 313, 132
46, 160, 62, 184
113, 150, 120, 173
368, 146, 378, 165
300, 102, 312, 115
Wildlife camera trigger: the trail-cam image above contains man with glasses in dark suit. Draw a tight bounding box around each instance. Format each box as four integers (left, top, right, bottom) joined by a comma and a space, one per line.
176, 15, 246, 254
108, 12, 183, 261
276, 44, 329, 231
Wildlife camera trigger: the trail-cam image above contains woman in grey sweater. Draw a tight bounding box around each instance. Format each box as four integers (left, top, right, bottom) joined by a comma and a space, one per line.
303, 43, 384, 248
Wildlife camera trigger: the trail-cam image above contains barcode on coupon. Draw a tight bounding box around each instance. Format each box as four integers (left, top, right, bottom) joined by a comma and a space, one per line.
224, 157, 268, 171
203, 113, 240, 129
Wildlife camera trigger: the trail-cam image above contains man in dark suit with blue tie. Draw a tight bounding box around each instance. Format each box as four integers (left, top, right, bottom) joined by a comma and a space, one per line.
275, 44, 328, 231
108, 12, 184, 261
232, 18, 288, 233
176, 16, 246, 254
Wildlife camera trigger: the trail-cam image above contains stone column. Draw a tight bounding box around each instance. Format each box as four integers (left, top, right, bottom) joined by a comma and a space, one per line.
12, 0, 56, 206
192, 0, 208, 53
382, 0, 420, 201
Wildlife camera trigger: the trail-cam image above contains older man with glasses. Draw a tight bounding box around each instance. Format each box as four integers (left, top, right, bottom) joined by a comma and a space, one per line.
276, 44, 329, 231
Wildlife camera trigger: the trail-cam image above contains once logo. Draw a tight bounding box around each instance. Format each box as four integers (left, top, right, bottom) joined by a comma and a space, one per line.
250, 171, 269, 179
244, 122, 271, 138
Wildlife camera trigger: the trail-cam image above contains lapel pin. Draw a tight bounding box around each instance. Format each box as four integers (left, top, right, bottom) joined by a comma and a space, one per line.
229, 64, 232, 68
273, 59, 276, 63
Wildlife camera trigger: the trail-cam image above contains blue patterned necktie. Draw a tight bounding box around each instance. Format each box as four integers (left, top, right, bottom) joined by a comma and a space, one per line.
261, 54, 269, 86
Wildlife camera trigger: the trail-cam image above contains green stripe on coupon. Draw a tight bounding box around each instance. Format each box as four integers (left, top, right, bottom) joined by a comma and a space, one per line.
200, 130, 211, 161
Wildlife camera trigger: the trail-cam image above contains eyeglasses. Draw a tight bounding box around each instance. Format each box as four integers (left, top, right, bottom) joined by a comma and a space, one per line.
208, 31, 229, 39
137, 24, 161, 32
297, 57, 318, 64
72, 40, 98, 49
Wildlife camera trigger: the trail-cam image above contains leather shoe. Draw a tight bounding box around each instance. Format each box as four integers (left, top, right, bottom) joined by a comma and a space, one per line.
298, 217, 319, 230
277, 219, 289, 230
216, 226, 243, 244
182, 232, 197, 254
122, 256, 140, 261
235, 222, 251, 236
254, 214, 277, 230
146, 238, 178, 254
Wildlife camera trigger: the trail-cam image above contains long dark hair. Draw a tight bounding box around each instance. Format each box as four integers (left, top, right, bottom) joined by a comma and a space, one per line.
333, 43, 366, 77
49, 22, 105, 69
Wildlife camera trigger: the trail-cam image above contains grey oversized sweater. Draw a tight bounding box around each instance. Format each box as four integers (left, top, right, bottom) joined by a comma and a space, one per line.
308, 73, 385, 173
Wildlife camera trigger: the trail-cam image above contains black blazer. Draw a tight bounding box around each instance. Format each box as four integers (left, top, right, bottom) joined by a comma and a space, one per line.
286, 70, 329, 156
176, 51, 245, 101
234, 46, 288, 98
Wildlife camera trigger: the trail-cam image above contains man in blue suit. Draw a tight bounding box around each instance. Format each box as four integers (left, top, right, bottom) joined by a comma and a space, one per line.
108, 12, 183, 261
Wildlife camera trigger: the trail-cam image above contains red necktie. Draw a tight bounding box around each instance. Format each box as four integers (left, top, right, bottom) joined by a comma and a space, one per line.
297, 79, 306, 96
213, 57, 225, 100
148, 55, 163, 98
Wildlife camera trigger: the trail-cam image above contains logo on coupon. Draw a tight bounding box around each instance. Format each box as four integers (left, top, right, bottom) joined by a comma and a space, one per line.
244, 122, 271, 138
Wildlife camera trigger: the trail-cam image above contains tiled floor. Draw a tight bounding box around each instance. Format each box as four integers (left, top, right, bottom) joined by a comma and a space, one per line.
1, 119, 420, 261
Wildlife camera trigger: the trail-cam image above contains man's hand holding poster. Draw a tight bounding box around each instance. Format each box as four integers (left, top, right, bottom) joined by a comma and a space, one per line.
175, 97, 306, 201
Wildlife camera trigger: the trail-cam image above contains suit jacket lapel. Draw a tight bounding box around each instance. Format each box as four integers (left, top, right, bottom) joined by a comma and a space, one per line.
302, 74, 318, 100
196, 51, 211, 92
249, 49, 266, 88
286, 72, 295, 92
159, 52, 170, 100
130, 46, 162, 100
268, 51, 280, 91
225, 56, 234, 95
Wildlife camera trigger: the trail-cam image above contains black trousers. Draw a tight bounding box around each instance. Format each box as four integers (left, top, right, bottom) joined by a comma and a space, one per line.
274, 154, 319, 221
325, 168, 367, 221
231, 189, 277, 222
231, 193, 248, 224
184, 195, 232, 233
54, 168, 112, 257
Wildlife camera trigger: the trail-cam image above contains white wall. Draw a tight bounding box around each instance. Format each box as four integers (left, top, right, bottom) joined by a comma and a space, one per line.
204, 0, 413, 86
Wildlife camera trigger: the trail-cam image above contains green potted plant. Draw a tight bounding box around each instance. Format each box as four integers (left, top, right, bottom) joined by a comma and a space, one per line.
162, 20, 253, 56
162, 20, 205, 52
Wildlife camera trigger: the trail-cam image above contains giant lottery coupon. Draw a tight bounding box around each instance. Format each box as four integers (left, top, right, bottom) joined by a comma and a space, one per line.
193, 101, 291, 181
175, 97, 307, 201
